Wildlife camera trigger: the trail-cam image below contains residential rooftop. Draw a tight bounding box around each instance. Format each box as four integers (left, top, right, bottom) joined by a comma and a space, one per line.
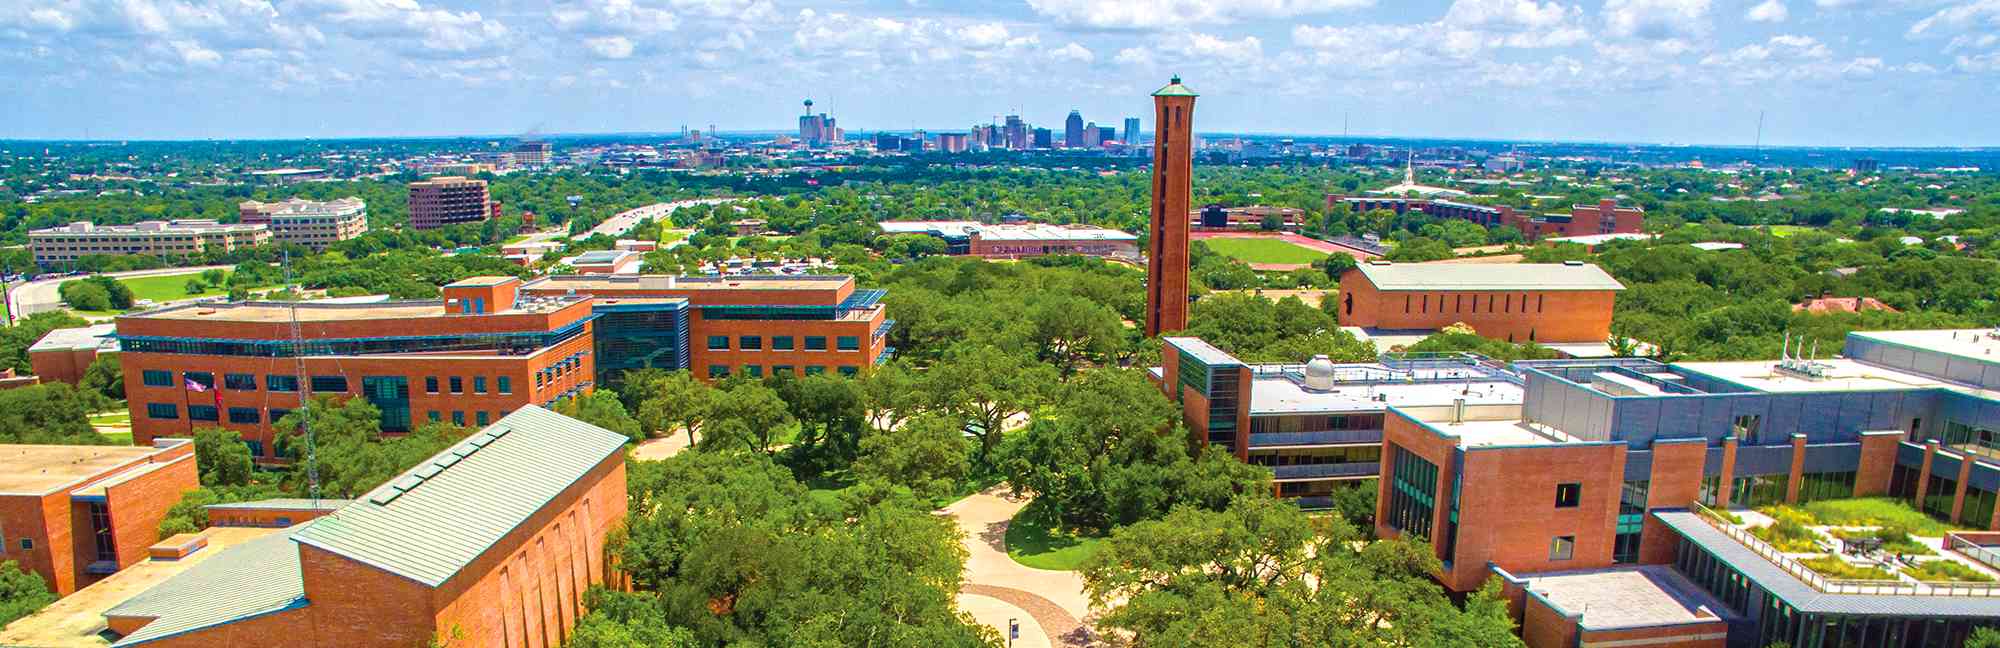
1354, 261, 1625, 292
29, 323, 119, 353
0, 443, 177, 495
1514, 565, 1735, 630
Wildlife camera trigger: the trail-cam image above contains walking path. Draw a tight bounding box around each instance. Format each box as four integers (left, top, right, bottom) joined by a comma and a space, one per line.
943, 488, 1095, 647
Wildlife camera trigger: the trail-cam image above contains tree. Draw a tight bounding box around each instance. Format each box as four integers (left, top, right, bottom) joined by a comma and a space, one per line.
0, 383, 109, 444
1316, 252, 1358, 282
1970, 628, 2000, 648
79, 353, 123, 400
1384, 237, 1454, 262
999, 368, 1269, 530
770, 373, 867, 475
1259, 213, 1282, 231
0, 560, 55, 627
183, 278, 207, 295
1081, 496, 1521, 647
569, 590, 699, 648
274, 397, 472, 498
922, 344, 1057, 467
854, 412, 971, 501
554, 390, 644, 444
57, 280, 112, 311
156, 483, 289, 536
1014, 294, 1123, 376
0, 311, 90, 373
856, 363, 923, 432
609, 451, 999, 647
635, 371, 712, 446
697, 381, 794, 455
193, 427, 253, 486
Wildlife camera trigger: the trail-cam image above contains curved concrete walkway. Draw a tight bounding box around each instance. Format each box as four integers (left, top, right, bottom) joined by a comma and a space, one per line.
956, 591, 1052, 648
944, 488, 1096, 647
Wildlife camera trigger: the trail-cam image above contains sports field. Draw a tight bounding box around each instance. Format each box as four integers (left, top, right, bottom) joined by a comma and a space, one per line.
1768, 225, 1812, 237
1201, 237, 1330, 264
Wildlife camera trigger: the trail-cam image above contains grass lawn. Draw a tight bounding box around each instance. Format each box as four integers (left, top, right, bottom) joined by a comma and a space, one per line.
1768, 225, 1813, 237
88, 411, 131, 426
661, 229, 690, 244
1904, 560, 1994, 582
1800, 555, 1897, 580
1201, 237, 1329, 264
99, 432, 132, 445
1005, 502, 1104, 571
1801, 497, 1967, 536
118, 271, 235, 302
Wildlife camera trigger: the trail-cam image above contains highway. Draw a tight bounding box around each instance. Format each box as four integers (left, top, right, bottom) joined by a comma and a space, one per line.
573, 198, 735, 242
7, 265, 234, 319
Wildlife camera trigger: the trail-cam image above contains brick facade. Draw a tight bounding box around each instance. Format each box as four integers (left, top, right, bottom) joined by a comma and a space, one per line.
1145, 80, 1195, 337
0, 441, 195, 596
1336, 271, 1618, 344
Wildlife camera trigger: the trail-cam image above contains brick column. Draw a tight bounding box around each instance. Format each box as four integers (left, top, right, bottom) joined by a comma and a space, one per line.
1854, 430, 1903, 497
1952, 452, 1976, 523
1785, 434, 1807, 504
1640, 438, 1708, 564
1915, 440, 1938, 508
1716, 437, 1739, 509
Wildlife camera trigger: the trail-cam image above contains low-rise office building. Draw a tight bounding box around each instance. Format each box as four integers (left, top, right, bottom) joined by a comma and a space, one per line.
30, 221, 271, 267
238, 198, 369, 249
98, 406, 629, 648
875, 221, 1136, 258
1154, 337, 1522, 505
1326, 196, 1644, 241
518, 274, 891, 382
1189, 205, 1306, 231
0, 440, 196, 596
116, 277, 596, 459
1336, 260, 1623, 348
1372, 328, 2000, 646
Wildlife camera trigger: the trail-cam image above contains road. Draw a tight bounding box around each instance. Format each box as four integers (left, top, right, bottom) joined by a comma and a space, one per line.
572, 198, 735, 242
6, 265, 234, 319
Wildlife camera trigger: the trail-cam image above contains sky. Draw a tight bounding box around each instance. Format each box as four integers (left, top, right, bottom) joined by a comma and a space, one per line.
1, 0, 1997, 146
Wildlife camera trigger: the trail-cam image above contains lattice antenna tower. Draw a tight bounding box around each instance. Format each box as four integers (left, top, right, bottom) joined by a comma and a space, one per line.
281, 249, 319, 501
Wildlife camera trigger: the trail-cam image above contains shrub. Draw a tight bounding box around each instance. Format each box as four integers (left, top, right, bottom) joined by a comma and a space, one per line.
1902, 560, 1994, 583
1799, 555, 1896, 581
1750, 506, 1825, 552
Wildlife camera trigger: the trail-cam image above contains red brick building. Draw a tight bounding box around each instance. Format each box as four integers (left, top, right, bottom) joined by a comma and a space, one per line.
1335, 261, 1622, 344
115, 277, 595, 459
1146, 77, 1196, 337
205, 498, 348, 529
28, 323, 118, 386
0, 439, 197, 595
408, 176, 498, 230
1327, 196, 1644, 241
519, 274, 890, 381
101, 406, 629, 648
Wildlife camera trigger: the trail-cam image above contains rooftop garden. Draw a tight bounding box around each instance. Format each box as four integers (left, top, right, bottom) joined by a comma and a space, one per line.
1903, 559, 1996, 583
1800, 555, 1898, 581
1796, 497, 1969, 536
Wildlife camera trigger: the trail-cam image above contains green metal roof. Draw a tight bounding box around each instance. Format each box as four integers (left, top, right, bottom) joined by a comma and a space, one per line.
107, 530, 308, 647
290, 405, 629, 588
1152, 76, 1198, 97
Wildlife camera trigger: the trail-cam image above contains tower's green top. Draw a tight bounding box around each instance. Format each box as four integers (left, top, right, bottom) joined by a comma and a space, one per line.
1152, 75, 1198, 97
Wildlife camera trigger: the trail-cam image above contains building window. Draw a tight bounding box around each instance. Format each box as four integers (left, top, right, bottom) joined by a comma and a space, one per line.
745, 365, 763, 378
227, 407, 260, 424
183, 371, 214, 390
146, 403, 179, 420
425, 376, 439, 393
18, 538, 31, 551
449, 376, 463, 393
740, 336, 763, 351
1732, 415, 1762, 442
1615, 480, 1647, 564
806, 366, 825, 375
142, 370, 173, 387
773, 365, 795, 376
189, 405, 219, 422
838, 366, 858, 377
1386, 446, 1439, 539
1550, 536, 1575, 561
837, 336, 860, 352
474, 377, 488, 394
805, 336, 827, 351
269, 408, 291, 425
452, 411, 465, 425
1733, 474, 1787, 509
1555, 483, 1582, 508
773, 336, 795, 351
309, 375, 347, 393
497, 377, 511, 394
224, 373, 257, 390
709, 365, 730, 378
476, 411, 490, 426
429, 411, 442, 422
267, 375, 299, 392
708, 336, 730, 351
1799, 471, 1857, 504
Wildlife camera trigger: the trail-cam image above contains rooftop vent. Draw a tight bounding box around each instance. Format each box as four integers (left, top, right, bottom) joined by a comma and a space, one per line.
1303, 355, 1336, 391
1563, 260, 1585, 266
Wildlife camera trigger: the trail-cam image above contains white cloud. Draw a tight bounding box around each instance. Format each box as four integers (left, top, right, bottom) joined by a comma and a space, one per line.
1746, 0, 1788, 23
1024, 0, 1372, 30
1114, 46, 1153, 66
1049, 42, 1095, 63
1910, 1, 2000, 38
1602, 0, 1712, 41
1443, 0, 1579, 30
552, 0, 679, 35
1185, 32, 1263, 64
950, 22, 1012, 49
168, 39, 221, 65
584, 35, 634, 59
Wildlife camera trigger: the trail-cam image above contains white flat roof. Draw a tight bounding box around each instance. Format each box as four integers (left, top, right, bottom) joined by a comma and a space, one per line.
1674, 358, 1964, 395
1249, 376, 1521, 416
1355, 262, 1624, 292
1852, 329, 2000, 368
1546, 233, 1657, 246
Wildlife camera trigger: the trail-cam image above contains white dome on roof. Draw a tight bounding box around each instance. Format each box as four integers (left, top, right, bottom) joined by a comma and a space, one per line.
1304, 355, 1336, 391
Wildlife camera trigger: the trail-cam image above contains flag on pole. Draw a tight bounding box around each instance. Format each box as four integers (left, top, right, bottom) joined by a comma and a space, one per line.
184, 378, 207, 393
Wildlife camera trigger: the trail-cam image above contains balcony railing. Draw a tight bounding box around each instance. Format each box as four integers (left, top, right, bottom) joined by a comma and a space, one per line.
1271, 462, 1377, 481
1690, 501, 2000, 597
1248, 429, 1383, 448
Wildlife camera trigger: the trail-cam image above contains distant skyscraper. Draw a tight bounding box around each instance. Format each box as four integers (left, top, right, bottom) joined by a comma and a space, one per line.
1123, 117, 1141, 145
1064, 110, 1084, 148
1032, 128, 1052, 149
1005, 115, 1027, 150
798, 99, 837, 148
1083, 121, 1101, 148
1097, 126, 1117, 146
1146, 77, 1196, 337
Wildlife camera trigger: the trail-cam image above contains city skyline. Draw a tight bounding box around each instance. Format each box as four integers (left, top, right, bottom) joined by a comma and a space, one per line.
2, 0, 1999, 146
